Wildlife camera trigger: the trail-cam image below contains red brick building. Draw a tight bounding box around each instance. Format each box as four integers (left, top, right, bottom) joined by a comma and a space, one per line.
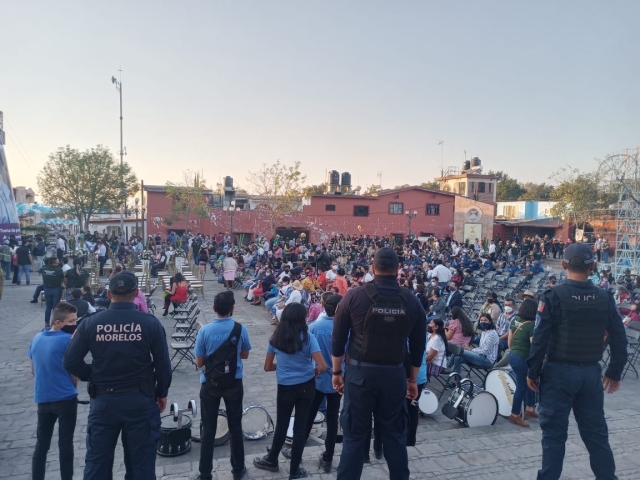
144, 185, 494, 244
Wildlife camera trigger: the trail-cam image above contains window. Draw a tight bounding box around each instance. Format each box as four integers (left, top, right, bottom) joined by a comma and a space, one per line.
354, 205, 369, 217
478, 182, 485, 193
325, 204, 336, 211
470, 182, 476, 193
503, 205, 517, 219
426, 204, 440, 216
388, 202, 404, 214
456, 182, 466, 195
488, 182, 493, 193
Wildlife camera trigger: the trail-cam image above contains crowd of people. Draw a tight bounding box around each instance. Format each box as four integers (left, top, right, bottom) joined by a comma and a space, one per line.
16, 227, 632, 480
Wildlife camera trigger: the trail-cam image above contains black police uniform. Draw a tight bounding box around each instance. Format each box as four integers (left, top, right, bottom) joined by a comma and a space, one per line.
64, 274, 172, 480
332, 275, 426, 480
528, 278, 627, 480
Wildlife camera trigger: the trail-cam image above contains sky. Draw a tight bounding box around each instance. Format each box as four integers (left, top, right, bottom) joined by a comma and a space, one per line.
1, 1, 639, 195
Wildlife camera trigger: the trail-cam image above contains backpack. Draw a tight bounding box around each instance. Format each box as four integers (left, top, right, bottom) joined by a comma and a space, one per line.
358, 283, 412, 365
204, 322, 242, 390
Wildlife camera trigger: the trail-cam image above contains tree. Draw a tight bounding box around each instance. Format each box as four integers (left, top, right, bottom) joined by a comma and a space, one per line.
246, 160, 306, 235
496, 174, 526, 201
37, 145, 138, 231
363, 184, 383, 196
301, 183, 327, 197
165, 171, 210, 232
518, 182, 555, 201
549, 167, 616, 229
420, 181, 440, 190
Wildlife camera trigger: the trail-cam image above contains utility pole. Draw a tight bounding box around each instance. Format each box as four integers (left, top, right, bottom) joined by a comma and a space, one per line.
112, 70, 125, 240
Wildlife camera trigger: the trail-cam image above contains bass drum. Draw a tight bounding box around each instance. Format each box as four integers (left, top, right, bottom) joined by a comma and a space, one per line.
157, 414, 192, 457
192, 409, 229, 446
484, 368, 516, 418
242, 404, 274, 440
418, 388, 439, 415
457, 391, 498, 427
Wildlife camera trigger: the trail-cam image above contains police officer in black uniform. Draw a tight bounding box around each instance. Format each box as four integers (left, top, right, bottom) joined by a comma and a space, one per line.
331, 247, 426, 480
64, 271, 172, 479
527, 243, 627, 480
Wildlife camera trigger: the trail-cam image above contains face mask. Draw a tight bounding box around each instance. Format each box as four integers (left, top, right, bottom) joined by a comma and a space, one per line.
332, 266, 338, 271
479, 322, 492, 330
504, 306, 513, 314
487, 298, 494, 303
431, 282, 437, 286
427, 326, 433, 334
61, 324, 77, 335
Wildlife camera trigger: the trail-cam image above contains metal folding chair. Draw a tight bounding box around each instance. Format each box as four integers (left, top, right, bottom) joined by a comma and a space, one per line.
622, 328, 640, 380
170, 322, 202, 372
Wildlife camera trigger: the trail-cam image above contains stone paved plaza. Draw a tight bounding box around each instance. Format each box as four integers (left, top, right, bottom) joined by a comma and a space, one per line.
2, 270, 640, 480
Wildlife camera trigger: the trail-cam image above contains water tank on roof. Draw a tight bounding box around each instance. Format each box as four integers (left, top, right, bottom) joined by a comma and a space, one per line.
341, 172, 351, 187
224, 176, 234, 188
471, 157, 481, 167
329, 170, 340, 186
463, 160, 471, 171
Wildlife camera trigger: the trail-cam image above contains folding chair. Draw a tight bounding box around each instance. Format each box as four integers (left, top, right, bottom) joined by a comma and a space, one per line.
170, 322, 202, 372
173, 294, 196, 315
175, 308, 201, 334
622, 328, 640, 380
173, 303, 197, 327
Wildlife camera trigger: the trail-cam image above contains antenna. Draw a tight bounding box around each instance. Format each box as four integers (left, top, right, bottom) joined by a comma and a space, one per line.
438, 140, 444, 176
377, 171, 382, 188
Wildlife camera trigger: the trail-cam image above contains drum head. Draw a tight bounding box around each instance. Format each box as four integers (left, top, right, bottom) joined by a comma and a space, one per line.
314, 412, 325, 424
242, 405, 274, 440
285, 416, 295, 444
161, 414, 192, 431
484, 369, 516, 418
464, 392, 498, 427
216, 412, 229, 439
418, 388, 439, 415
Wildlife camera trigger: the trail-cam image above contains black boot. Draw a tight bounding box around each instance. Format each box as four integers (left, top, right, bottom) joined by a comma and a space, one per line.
162, 309, 169, 317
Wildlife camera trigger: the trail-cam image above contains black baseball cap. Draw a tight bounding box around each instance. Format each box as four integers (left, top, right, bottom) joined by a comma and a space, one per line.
373, 247, 399, 272
563, 243, 595, 266
109, 271, 138, 295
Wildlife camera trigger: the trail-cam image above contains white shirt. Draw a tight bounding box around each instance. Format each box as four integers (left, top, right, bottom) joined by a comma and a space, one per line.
285, 289, 302, 305
62, 264, 71, 273
98, 245, 106, 256
57, 238, 66, 251
430, 264, 452, 283
326, 270, 338, 281
427, 334, 446, 369
363, 272, 374, 283
489, 243, 496, 254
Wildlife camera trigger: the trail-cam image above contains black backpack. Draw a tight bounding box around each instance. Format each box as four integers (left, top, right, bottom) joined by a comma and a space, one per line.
204, 322, 242, 390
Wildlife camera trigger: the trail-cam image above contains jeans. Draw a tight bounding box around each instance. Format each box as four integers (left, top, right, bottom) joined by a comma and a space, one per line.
98, 256, 106, 276
44, 287, 62, 325
265, 296, 280, 316
304, 390, 341, 460
84, 392, 161, 480
32, 398, 77, 480
57, 248, 64, 262
602, 250, 610, 263
451, 350, 493, 376
337, 362, 409, 480
537, 362, 617, 480
267, 378, 315, 474
199, 379, 245, 478
2, 260, 11, 279
509, 352, 535, 415
32, 285, 44, 301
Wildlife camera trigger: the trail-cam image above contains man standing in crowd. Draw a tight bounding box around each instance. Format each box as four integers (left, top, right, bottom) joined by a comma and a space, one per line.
332, 247, 426, 480
527, 243, 627, 480
15, 239, 33, 285
64, 271, 172, 479
194, 291, 252, 480
40, 257, 65, 328
56, 234, 66, 262
96, 240, 107, 277
29, 302, 79, 480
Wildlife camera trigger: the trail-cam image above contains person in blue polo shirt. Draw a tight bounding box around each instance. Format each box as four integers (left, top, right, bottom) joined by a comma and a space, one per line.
28, 301, 79, 480
194, 291, 252, 480
254, 303, 327, 479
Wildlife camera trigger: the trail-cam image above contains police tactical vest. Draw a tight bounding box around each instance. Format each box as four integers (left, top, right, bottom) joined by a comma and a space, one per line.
548, 284, 609, 365
358, 283, 412, 365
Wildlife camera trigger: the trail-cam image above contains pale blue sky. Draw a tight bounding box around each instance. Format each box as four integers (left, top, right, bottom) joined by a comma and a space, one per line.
1, 1, 638, 193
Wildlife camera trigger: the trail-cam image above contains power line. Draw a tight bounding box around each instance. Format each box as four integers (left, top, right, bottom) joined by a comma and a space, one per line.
4, 129, 36, 173
4, 120, 36, 172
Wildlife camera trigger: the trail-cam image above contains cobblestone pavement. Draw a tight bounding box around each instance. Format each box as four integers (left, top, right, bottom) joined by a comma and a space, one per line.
2, 269, 640, 480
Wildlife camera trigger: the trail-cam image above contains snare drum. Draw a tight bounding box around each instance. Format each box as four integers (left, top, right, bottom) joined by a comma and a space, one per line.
241, 404, 274, 440
157, 414, 192, 456
484, 368, 516, 418
446, 386, 498, 427
418, 388, 438, 415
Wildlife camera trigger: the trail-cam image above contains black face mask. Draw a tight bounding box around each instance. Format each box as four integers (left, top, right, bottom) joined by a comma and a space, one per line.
427, 326, 434, 334
61, 324, 77, 335
487, 298, 495, 303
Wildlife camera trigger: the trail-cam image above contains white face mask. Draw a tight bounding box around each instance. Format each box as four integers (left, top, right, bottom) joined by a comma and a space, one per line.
332, 266, 338, 271
505, 306, 513, 314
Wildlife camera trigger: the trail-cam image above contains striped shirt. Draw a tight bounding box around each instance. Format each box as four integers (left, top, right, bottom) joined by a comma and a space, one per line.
473, 330, 499, 364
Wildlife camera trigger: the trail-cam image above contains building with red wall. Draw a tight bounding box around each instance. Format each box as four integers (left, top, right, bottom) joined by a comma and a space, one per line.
144, 185, 494, 244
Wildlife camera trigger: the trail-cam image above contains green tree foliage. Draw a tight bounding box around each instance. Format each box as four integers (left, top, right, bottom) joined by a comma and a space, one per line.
37, 145, 138, 231
518, 182, 554, 201
549, 167, 616, 229
496, 174, 526, 201
363, 184, 383, 196
246, 160, 306, 234
165, 171, 210, 231
420, 181, 440, 190
301, 183, 328, 197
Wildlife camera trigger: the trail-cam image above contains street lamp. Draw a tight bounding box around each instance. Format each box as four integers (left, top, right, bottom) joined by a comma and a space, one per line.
111, 72, 125, 240
405, 209, 418, 239
223, 201, 241, 246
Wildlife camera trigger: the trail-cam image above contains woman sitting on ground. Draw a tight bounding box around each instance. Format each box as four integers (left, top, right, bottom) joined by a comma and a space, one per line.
162, 272, 188, 316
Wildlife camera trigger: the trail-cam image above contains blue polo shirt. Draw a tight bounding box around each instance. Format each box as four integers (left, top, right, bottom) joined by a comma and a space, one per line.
309, 314, 343, 393
28, 329, 77, 404
194, 317, 252, 384
267, 333, 320, 386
